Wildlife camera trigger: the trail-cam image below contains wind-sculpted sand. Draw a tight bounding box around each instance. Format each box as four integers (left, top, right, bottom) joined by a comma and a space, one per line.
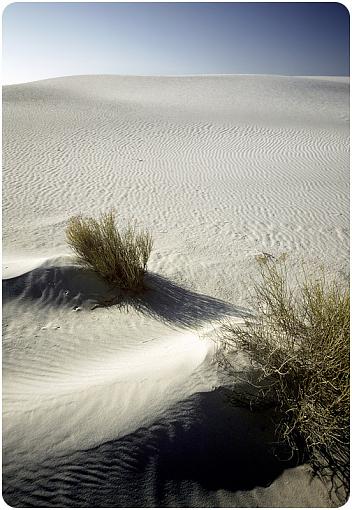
3, 75, 349, 507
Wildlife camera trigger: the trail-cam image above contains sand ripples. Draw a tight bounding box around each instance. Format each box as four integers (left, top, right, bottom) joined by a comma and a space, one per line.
3, 260, 239, 468
3, 75, 349, 506
3, 78, 349, 289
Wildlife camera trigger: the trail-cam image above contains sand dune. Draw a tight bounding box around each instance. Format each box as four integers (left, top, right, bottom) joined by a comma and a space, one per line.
3, 259, 230, 460
3, 75, 349, 507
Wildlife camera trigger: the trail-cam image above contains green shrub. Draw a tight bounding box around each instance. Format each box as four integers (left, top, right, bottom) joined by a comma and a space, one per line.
220, 259, 349, 478
66, 210, 153, 292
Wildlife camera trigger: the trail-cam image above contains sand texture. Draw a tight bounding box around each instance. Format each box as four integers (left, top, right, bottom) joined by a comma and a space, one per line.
3, 75, 349, 507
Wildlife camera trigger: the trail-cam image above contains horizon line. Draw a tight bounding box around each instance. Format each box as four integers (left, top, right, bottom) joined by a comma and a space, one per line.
3, 72, 350, 86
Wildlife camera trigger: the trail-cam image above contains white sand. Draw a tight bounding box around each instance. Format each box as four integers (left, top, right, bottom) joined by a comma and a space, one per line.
3, 75, 349, 507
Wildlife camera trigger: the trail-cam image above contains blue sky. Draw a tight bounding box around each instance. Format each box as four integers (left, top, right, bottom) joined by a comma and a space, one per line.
2, 2, 350, 84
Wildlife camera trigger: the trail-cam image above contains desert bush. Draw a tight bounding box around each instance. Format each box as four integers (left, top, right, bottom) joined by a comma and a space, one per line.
220, 259, 349, 479
66, 210, 153, 292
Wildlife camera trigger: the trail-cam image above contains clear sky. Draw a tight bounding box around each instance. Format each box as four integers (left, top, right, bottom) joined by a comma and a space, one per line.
2, 2, 350, 84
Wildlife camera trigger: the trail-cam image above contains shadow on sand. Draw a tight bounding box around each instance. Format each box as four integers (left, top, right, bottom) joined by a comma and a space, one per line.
3, 388, 298, 508
2, 265, 249, 328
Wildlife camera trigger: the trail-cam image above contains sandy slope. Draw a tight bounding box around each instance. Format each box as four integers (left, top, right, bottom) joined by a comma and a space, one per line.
2, 75, 349, 507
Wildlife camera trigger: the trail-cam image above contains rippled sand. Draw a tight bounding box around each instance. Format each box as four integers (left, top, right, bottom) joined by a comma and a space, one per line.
3, 75, 349, 507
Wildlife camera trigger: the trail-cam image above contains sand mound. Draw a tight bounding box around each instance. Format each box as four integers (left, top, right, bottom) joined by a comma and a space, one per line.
4, 257, 241, 470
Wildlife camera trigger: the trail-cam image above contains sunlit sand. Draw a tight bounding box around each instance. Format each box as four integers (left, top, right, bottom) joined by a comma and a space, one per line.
3, 74, 349, 507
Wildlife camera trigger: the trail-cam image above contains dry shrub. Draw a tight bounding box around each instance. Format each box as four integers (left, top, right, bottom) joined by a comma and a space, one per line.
220, 259, 349, 480
66, 210, 153, 292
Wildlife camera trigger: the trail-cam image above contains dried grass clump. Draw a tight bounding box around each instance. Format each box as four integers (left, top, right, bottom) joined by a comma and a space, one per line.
220, 259, 349, 479
66, 210, 153, 292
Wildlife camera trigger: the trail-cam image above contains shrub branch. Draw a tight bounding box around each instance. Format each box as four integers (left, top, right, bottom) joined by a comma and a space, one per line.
219, 259, 349, 486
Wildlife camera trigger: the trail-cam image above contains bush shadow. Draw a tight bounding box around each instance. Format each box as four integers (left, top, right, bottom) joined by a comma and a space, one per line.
3, 388, 299, 507
3, 266, 249, 329
126, 272, 249, 328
